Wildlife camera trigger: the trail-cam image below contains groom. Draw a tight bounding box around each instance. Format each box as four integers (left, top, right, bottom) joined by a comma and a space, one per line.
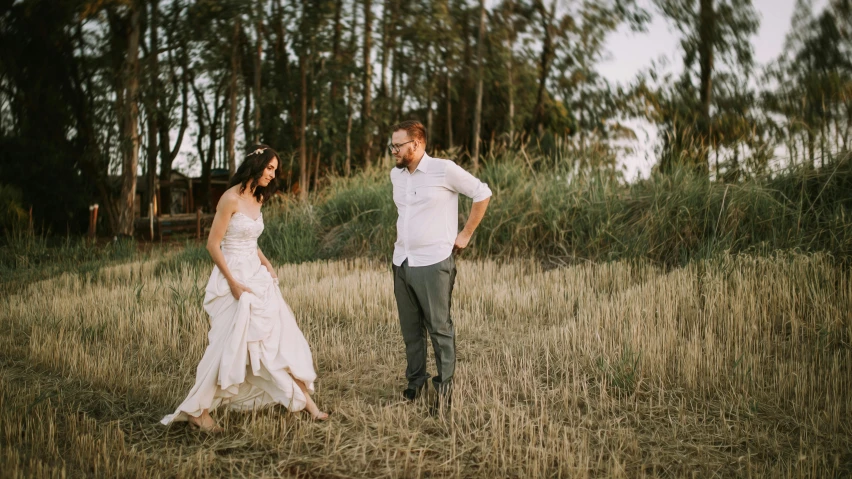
389, 120, 492, 414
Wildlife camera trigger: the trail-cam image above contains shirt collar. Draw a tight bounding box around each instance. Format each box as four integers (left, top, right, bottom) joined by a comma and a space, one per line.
413, 152, 431, 173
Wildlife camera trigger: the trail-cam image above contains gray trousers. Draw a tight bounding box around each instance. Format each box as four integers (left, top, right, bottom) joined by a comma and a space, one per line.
392, 255, 457, 396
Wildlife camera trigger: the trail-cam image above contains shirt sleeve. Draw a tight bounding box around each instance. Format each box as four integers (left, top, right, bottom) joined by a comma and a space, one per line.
445, 161, 492, 202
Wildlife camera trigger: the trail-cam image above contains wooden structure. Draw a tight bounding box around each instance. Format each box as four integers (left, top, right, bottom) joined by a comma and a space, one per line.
135, 209, 214, 241
134, 169, 229, 241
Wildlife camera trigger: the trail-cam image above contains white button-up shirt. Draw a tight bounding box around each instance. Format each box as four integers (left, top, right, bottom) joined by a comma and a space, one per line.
391, 153, 493, 267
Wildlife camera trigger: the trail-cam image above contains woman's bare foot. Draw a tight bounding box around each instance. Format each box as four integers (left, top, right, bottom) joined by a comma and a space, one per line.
305, 404, 329, 421
187, 410, 223, 433
292, 378, 329, 421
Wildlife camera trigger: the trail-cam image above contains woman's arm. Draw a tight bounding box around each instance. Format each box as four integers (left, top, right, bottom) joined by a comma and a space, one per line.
257, 248, 278, 279
206, 193, 252, 300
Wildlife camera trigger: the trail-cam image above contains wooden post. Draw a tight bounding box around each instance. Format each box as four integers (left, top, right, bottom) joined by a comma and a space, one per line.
188, 179, 194, 213
153, 185, 159, 217
196, 208, 202, 241
28, 206, 33, 236
91, 204, 99, 241
149, 202, 154, 241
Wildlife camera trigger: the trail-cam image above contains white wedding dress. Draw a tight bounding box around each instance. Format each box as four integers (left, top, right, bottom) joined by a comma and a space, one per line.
161, 211, 317, 425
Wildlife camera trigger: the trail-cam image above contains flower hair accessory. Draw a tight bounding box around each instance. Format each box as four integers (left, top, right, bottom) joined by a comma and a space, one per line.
250, 147, 268, 156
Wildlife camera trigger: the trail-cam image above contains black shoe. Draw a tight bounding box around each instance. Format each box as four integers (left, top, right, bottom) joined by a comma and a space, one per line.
402, 386, 424, 402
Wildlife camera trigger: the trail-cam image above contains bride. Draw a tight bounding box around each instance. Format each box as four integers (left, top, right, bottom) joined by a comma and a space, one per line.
161, 145, 328, 432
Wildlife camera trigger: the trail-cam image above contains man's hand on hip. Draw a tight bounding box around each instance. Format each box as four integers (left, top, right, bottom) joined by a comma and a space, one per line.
453, 231, 472, 253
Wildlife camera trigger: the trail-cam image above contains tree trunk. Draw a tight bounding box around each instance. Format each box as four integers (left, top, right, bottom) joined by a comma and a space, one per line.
579, 103, 586, 156
330, 0, 344, 104
253, 17, 262, 144
446, 66, 453, 149
471, 0, 486, 170
313, 140, 322, 191
507, 45, 515, 142
506, 1, 515, 142
117, 4, 141, 236
362, 0, 374, 169
533, 0, 557, 136
226, 19, 241, 178
146, 116, 158, 216
345, 77, 354, 177
194, 74, 225, 211
243, 79, 252, 145
299, 54, 309, 200
380, 0, 391, 100
309, 91, 318, 191
192, 79, 208, 211
808, 127, 815, 167
391, 45, 399, 121
273, 0, 295, 134
426, 65, 434, 146
459, 6, 472, 150
344, 0, 357, 177
158, 19, 189, 214
378, 0, 396, 156
698, 0, 714, 173
146, 0, 160, 217
70, 22, 118, 232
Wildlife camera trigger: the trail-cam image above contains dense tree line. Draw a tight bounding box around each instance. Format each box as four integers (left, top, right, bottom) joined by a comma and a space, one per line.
0, 0, 850, 235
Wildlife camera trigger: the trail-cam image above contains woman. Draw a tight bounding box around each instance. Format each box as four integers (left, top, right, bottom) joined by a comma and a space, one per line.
161, 145, 328, 433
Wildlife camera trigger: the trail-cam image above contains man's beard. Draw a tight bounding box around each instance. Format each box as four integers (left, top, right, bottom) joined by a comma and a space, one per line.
395, 152, 414, 170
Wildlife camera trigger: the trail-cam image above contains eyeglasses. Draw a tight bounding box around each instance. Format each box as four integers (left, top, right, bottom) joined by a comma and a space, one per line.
388, 140, 415, 154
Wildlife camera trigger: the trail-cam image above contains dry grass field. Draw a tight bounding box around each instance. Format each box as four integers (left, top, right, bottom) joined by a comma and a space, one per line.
1, 252, 850, 478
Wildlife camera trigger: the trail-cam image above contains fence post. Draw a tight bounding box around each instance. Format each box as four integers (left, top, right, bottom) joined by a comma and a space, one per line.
197, 208, 202, 241
91, 204, 99, 242
149, 202, 154, 241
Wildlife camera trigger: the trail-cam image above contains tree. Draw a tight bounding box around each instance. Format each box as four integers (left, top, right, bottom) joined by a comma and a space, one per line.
110, 1, 142, 235
764, 0, 852, 167
0, 0, 104, 233
530, 0, 572, 136
652, 0, 759, 173
156, 0, 190, 215
362, 0, 374, 169
491, 0, 533, 143
471, 0, 486, 170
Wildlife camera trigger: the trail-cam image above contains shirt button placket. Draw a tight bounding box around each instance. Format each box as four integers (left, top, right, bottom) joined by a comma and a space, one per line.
404, 173, 411, 262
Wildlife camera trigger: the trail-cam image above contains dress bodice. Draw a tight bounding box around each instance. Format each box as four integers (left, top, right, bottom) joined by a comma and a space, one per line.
221, 212, 264, 257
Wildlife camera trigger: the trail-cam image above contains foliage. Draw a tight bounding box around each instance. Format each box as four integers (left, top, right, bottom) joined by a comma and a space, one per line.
257, 194, 322, 264
762, 0, 852, 169
261, 149, 852, 266
0, 0, 849, 238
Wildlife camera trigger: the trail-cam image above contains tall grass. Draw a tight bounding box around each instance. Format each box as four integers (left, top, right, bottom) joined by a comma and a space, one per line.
0, 253, 849, 477
261, 153, 852, 267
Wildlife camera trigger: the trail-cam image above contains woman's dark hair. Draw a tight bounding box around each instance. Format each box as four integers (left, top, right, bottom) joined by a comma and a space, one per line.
228, 144, 280, 203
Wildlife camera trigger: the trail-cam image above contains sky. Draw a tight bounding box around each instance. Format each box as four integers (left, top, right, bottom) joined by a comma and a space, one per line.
598, 0, 830, 179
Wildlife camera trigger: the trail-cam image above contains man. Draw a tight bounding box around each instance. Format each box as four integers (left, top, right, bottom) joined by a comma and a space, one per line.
389, 120, 492, 415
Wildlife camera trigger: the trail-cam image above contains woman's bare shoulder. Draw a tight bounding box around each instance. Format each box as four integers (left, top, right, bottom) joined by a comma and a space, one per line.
216, 188, 240, 213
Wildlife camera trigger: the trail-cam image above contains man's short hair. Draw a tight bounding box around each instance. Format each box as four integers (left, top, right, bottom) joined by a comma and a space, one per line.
391, 120, 427, 144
